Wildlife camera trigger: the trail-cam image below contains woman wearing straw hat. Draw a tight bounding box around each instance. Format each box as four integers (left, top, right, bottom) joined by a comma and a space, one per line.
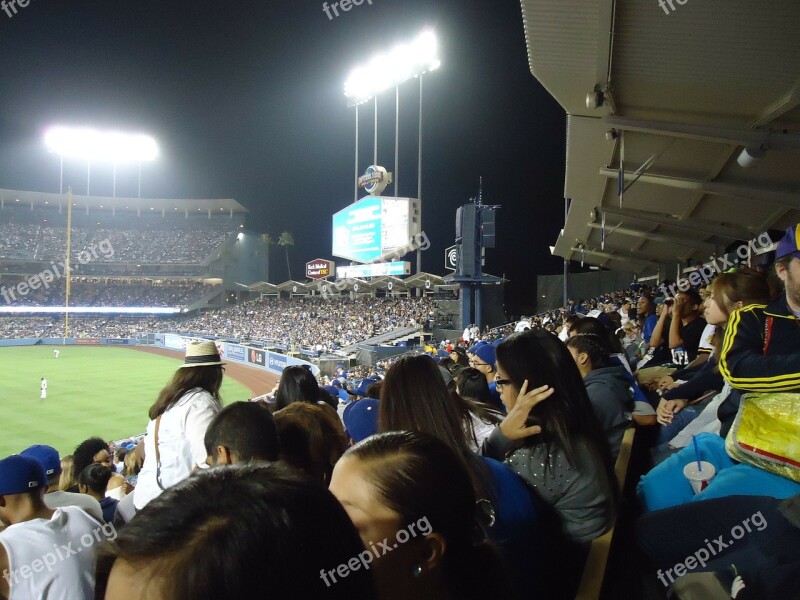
133, 341, 225, 510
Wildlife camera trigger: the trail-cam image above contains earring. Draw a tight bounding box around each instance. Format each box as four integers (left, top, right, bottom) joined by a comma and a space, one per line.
412, 564, 423, 578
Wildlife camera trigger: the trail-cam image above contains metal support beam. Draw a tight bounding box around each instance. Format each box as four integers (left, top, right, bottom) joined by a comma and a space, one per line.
604, 116, 800, 149
586, 223, 716, 254
600, 206, 752, 241
752, 78, 800, 128
569, 246, 661, 269
599, 168, 800, 211
597, 243, 697, 265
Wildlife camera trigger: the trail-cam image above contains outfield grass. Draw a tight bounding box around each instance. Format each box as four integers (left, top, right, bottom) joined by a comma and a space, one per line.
0, 346, 252, 459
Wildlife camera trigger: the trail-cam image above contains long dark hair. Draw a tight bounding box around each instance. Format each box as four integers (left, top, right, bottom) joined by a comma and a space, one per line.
455, 368, 502, 431
95, 463, 377, 599
274, 365, 320, 410
149, 365, 223, 420
495, 330, 614, 477
346, 432, 515, 600
379, 355, 495, 498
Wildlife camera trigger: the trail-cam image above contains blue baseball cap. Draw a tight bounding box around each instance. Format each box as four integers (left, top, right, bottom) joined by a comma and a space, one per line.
20, 444, 61, 478
343, 399, 379, 443
346, 377, 379, 397
776, 225, 800, 260
0, 455, 47, 495
472, 343, 496, 368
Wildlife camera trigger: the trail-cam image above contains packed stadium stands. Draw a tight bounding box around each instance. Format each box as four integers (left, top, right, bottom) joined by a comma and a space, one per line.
0, 210, 236, 264
0, 295, 435, 349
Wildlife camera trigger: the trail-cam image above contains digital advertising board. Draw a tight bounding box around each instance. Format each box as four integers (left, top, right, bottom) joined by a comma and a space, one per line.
332, 196, 421, 263
336, 261, 410, 279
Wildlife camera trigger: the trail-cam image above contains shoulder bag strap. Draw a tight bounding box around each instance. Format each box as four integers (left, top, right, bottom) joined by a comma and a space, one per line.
154, 415, 166, 491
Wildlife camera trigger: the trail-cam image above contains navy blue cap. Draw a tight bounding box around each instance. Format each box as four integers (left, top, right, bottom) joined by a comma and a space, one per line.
0, 455, 47, 495
20, 445, 61, 477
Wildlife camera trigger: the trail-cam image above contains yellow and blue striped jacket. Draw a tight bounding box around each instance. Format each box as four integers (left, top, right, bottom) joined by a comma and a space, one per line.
719, 296, 800, 392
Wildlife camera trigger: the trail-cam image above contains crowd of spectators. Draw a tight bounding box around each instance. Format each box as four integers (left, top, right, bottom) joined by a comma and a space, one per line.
0, 215, 234, 264
0, 279, 214, 308
0, 296, 435, 350
1, 227, 798, 599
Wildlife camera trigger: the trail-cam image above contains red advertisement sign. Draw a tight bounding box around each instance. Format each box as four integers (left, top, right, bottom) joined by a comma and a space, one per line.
306, 259, 334, 280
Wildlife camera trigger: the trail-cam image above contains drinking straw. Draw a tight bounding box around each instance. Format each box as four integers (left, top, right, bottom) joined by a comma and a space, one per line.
692, 435, 702, 472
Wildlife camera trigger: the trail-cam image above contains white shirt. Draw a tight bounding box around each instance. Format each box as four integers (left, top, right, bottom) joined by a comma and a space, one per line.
134, 388, 221, 510
698, 323, 717, 355
43, 491, 103, 523
40, 380, 47, 391
0, 506, 102, 600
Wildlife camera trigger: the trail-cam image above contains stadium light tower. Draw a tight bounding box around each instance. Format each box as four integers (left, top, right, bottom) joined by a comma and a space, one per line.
345, 29, 440, 203
44, 126, 159, 196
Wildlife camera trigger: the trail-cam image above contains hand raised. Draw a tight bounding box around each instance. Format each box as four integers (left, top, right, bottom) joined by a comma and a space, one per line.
499, 380, 555, 441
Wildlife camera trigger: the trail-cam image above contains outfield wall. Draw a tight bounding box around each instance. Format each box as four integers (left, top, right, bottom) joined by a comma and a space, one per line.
155, 333, 320, 377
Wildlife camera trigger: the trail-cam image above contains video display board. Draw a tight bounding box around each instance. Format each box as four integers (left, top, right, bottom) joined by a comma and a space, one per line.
332, 196, 421, 263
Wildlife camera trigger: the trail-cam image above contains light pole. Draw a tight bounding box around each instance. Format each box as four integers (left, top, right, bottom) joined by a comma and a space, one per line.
344, 30, 440, 274
345, 29, 440, 190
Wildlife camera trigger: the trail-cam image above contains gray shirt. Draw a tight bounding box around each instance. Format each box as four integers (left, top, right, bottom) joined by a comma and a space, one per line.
44, 490, 104, 523
482, 427, 615, 544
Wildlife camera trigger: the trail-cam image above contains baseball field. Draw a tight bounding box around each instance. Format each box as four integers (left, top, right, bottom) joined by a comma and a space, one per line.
0, 346, 265, 459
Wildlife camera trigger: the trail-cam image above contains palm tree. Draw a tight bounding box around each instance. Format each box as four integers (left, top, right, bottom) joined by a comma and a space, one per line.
261, 233, 273, 282
278, 231, 295, 281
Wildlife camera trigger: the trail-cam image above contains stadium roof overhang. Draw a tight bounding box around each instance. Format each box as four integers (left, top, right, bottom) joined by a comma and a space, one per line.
520, 0, 800, 276
404, 272, 446, 287
0, 189, 249, 214
249, 281, 280, 293
275, 280, 313, 292
370, 276, 411, 291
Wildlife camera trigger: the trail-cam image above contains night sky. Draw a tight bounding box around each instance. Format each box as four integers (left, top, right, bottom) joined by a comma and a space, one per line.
0, 0, 567, 314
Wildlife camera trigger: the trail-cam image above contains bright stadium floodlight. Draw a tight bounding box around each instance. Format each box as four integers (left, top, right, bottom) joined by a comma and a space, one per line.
45, 126, 159, 196
344, 29, 440, 106
44, 126, 159, 163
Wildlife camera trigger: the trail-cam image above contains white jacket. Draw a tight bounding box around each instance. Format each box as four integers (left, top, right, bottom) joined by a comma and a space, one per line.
133, 388, 221, 510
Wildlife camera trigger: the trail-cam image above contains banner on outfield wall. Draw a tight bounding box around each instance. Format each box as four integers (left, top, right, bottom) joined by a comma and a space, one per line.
151, 335, 319, 376
248, 348, 266, 367
164, 334, 184, 351
267, 351, 288, 371
76, 338, 101, 345
225, 344, 246, 362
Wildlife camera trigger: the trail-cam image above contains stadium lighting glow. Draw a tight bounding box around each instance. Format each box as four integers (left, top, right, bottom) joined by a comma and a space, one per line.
44, 126, 159, 163
344, 30, 440, 106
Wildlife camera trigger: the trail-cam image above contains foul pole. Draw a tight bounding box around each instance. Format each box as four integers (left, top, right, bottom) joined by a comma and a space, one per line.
65, 188, 73, 339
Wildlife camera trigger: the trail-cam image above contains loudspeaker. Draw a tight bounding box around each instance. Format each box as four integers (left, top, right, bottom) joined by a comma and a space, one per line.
481, 210, 496, 248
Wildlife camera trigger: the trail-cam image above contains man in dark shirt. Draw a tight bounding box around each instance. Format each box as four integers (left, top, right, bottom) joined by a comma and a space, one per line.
670, 289, 707, 364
